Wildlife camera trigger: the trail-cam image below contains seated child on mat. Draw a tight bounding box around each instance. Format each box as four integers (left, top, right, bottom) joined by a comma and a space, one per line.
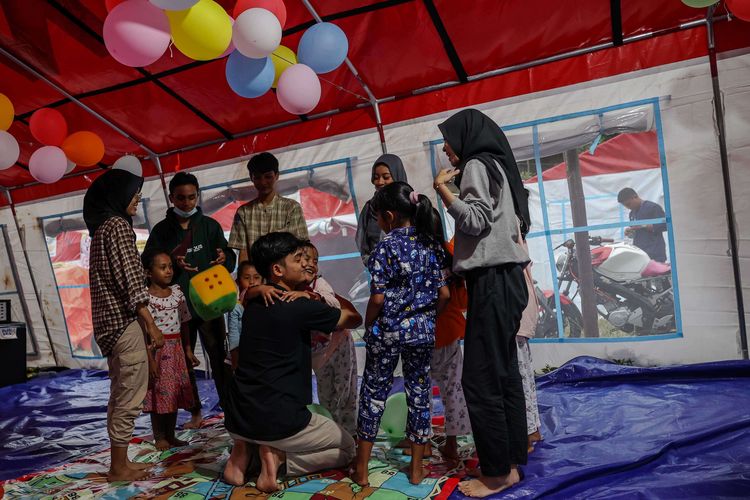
225, 261, 263, 371
352, 182, 450, 486
141, 248, 200, 450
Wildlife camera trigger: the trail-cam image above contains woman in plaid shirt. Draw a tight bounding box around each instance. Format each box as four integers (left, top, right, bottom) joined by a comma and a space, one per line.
83, 169, 165, 482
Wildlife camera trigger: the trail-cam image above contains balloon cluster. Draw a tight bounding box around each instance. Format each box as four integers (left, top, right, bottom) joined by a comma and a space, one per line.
0, 95, 138, 184
681, 0, 750, 20
0, 96, 102, 183
103, 0, 349, 115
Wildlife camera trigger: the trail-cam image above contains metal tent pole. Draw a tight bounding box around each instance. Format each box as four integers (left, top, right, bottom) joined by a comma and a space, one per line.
706, 7, 748, 360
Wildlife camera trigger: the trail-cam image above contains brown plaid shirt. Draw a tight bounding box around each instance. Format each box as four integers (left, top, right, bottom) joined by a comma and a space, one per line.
228, 194, 309, 251
89, 217, 150, 356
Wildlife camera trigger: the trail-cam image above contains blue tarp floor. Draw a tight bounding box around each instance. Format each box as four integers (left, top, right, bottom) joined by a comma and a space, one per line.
1, 356, 750, 498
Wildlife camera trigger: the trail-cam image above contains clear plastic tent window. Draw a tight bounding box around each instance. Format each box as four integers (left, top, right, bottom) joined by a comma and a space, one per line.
431, 98, 680, 342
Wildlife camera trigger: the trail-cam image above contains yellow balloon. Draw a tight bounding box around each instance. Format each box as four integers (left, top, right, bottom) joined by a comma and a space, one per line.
271, 45, 297, 88
0, 93, 13, 131
167, 0, 232, 61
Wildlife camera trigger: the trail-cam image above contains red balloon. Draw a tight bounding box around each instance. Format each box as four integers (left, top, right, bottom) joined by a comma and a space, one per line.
29, 108, 68, 146
105, 0, 128, 11
233, 0, 287, 28
727, 0, 750, 21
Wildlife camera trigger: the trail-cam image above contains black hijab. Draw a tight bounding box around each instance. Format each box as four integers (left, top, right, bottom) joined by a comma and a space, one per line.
83, 169, 144, 236
438, 109, 531, 235
356, 154, 408, 259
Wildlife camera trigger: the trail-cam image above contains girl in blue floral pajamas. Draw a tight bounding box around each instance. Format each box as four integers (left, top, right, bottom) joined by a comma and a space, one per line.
352, 182, 451, 487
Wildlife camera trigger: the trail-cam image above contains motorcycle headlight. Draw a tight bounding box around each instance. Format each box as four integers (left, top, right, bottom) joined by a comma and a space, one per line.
556, 253, 566, 272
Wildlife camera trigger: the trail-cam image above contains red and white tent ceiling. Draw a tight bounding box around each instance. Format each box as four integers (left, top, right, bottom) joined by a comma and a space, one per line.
1, 0, 748, 204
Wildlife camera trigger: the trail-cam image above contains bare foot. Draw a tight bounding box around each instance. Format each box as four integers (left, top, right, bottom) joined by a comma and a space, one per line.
458, 468, 521, 498
127, 460, 151, 471
168, 437, 189, 448
107, 466, 150, 482
183, 413, 203, 429
439, 437, 459, 462
155, 438, 172, 451
350, 465, 369, 487
256, 445, 284, 493
408, 463, 429, 485
223, 442, 250, 487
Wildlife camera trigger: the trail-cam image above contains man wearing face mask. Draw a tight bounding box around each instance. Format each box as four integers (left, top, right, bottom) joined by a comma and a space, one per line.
145, 172, 236, 429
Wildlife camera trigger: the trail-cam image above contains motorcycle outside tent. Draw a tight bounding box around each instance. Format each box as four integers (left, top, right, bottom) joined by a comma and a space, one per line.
1, 0, 750, 498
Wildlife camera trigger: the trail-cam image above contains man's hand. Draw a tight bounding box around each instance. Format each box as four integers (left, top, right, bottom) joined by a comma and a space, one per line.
185, 349, 200, 367
210, 248, 226, 266
175, 255, 199, 272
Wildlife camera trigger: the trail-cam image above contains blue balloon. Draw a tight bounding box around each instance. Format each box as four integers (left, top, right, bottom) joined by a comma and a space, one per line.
225, 51, 274, 98
297, 22, 348, 74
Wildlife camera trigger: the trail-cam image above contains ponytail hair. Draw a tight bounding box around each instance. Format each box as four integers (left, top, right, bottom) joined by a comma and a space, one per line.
371, 182, 438, 239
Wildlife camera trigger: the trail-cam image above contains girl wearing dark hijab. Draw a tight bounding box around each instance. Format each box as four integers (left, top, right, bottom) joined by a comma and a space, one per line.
433, 109, 530, 497
355, 154, 408, 264
84, 169, 164, 482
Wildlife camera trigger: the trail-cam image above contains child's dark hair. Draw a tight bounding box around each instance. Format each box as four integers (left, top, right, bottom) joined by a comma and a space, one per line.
236, 260, 255, 276
247, 152, 279, 177
141, 248, 171, 283
250, 232, 304, 280
299, 240, 317, 252
371, 182, 437, 238
169, 172, 199, 194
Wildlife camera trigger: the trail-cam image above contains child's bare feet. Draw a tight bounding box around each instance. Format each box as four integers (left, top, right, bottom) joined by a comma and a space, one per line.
256, 445, 285, 493
127, 460, 151, 471
107, 465, 150, 482
403, 443, 433, 457
223, 441, 251, 486
155, 438, 172, 451
458, 467, 521, 498
183, 412, 203, 429
351, 466, 369, 486
528, 430, 542, 453
408, 462, 429, 485
168, 436, 189, 448
438, 436, 459, 462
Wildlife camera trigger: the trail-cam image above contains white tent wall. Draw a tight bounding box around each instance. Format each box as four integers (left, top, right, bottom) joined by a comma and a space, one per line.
0, 207, 55, 366
8, 51, 750, 371
722, 53, 750, 336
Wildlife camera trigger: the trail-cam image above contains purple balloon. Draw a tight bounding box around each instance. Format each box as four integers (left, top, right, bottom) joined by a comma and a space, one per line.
29, 146, 68, 184
104, 0, 171, 67
276, 64, 321, 115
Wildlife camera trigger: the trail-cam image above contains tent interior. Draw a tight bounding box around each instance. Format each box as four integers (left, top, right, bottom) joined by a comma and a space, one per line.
1, 0, 750, 498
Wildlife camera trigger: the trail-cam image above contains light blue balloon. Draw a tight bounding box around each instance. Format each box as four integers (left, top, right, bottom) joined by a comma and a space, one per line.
297, 22, 348, 74
225, 51, 274, 98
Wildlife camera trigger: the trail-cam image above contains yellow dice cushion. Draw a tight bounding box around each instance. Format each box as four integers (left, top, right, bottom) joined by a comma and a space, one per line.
189, 265, 238, 321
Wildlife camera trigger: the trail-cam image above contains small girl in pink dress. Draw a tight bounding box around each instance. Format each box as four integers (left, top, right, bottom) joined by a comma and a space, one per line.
141, 248, 199, 450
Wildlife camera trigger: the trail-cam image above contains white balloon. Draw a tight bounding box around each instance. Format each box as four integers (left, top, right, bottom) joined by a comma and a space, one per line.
65, 159, 76, 174
0, 130, 20, 170
113, 155, 143, 176
149, 0, 198, 10
233, 8, 282, 59
29, 146, 68, 184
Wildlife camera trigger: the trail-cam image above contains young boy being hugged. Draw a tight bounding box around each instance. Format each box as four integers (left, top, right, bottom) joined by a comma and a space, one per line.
225, 261, 263, 371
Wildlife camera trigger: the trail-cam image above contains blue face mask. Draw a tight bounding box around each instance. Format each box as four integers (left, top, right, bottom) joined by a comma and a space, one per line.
173, 206, 198, 218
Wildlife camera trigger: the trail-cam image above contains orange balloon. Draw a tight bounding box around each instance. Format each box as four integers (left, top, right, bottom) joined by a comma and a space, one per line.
62, 131, 105, 167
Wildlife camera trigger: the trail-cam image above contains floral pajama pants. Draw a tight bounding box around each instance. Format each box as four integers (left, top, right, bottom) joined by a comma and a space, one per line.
358, 331, 433, 444
517, 336, 541, 434
430, 340, 472, 436
314, 333, 358, 437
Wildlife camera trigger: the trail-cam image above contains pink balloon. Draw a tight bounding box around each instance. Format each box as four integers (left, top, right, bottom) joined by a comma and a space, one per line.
29, 146, 68, 184
276, 64, 322, 115
104, 0, 171, 67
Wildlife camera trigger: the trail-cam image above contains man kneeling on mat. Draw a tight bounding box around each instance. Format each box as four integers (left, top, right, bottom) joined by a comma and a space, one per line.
223, 232, 361, 492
